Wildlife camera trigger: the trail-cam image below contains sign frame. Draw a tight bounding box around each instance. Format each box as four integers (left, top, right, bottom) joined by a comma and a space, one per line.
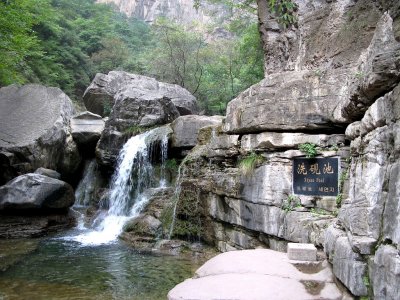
292, 157, 340, 197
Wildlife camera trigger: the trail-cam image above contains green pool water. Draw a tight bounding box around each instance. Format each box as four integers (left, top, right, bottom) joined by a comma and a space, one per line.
0, 236, 203, 300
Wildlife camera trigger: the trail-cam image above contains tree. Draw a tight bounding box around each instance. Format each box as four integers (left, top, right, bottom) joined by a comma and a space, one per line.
142, 19, 205, 93
0, 0, 52, 85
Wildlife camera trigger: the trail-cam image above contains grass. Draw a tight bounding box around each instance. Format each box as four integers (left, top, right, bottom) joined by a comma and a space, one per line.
238, 152, 264, 176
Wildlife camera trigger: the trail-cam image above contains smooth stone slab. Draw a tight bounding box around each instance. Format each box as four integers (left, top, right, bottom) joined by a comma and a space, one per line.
168, 249, 348, 300
288, 243, 317, 261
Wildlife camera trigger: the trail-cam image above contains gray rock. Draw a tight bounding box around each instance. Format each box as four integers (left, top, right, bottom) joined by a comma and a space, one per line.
34, 168, 61, 179
223, 69, 350, 134
58, 135, 82, 179
258, 0, 382, 74
71, 111, 105, 149
120, 187, 174, 250
0, 84, 77, 184
0, 213, 75, 238
171, 115, 223, 148
370, 245, 400, 300
241, 132, 345, 152
96, 90, 179, 168
382, 160, 400, 247
83, 71, 198, 116
332, 237, 368, 296
0, 173, 75, 211
338, 13, 400, 121
340, 125, 394, 240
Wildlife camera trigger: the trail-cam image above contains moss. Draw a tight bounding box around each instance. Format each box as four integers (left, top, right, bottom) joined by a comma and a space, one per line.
168, 184, 204, 241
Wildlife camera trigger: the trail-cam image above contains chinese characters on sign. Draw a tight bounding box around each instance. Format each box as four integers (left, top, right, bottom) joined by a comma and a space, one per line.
293, 157, 339, 196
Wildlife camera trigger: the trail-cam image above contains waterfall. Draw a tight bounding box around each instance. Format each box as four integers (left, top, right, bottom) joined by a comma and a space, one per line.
68, 126, 171, 246
75, 160, 97, 207
167, 163, 185, 239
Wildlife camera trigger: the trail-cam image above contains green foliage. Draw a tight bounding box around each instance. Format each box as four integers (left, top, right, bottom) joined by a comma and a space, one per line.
355, 71, 365, 79
0, 0, 152, 101
299, 143, 318, 158
0, 0, 51, 85
269, 0, 297, 27
238, 152, 264, 176
283, 194, 300, 212
165, 159, 179, 172
310, 208, 332, 216
1, 0, 264, 114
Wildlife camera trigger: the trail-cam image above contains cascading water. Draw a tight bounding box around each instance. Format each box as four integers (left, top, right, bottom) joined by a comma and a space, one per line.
67, 126, 171, 246
75, 159, 97, 207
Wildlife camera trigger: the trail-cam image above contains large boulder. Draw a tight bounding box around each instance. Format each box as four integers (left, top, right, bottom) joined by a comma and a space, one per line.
0, 84, 80, 184
171, 115, 224, 149
0, 173, 75, 211
83, 71, 199, 116
96, 90, 178, 168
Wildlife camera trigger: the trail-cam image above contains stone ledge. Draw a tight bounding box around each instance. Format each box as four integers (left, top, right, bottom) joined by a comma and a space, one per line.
288, 243, 317, 261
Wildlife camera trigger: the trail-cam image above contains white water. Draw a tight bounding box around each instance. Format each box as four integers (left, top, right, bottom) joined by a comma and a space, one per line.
66, 127, 170, 246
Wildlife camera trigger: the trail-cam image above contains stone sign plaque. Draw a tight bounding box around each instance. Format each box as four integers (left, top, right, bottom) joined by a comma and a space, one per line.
293, 157, 339, 196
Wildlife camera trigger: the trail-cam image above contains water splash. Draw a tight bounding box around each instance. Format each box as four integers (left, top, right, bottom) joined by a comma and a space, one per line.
66, 126, 171, 246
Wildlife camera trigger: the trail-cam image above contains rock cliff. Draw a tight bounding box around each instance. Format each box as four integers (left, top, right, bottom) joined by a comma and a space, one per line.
168, 0, 400, 298
97, 0, 228, 24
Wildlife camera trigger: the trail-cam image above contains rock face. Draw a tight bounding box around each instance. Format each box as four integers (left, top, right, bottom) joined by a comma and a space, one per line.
166, 1, 400, 298
71, 111, 105, 155
171, 115, 224, 149
83, 71, 198, 117
97, 0, 228, 24
0, 84, 80, 184
0, 174, 75, 211
120, 187, 174, 249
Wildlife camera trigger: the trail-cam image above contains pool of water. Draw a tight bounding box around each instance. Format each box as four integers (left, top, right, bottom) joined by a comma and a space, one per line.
0, 236, 204, 300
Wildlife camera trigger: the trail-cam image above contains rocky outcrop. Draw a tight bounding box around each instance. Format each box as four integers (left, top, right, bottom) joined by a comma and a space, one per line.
120, 187, 174, 249
34, 168, 61, 179
83, 72, 198, 168
171, 115, 224, 149
0, 174, 75, 211
83, 71, 198, 117
324, 81, 400, 297
0, 84, 80, 184
0, 173, 76, 238
96, 91, 178, 168
166, 1, 400, 298
97, 0, 228, 25
71, 111, 105, 156
171, 127, 348, 250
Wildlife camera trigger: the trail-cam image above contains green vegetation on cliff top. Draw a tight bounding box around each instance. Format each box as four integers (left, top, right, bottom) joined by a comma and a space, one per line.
0, 0, 266, 114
